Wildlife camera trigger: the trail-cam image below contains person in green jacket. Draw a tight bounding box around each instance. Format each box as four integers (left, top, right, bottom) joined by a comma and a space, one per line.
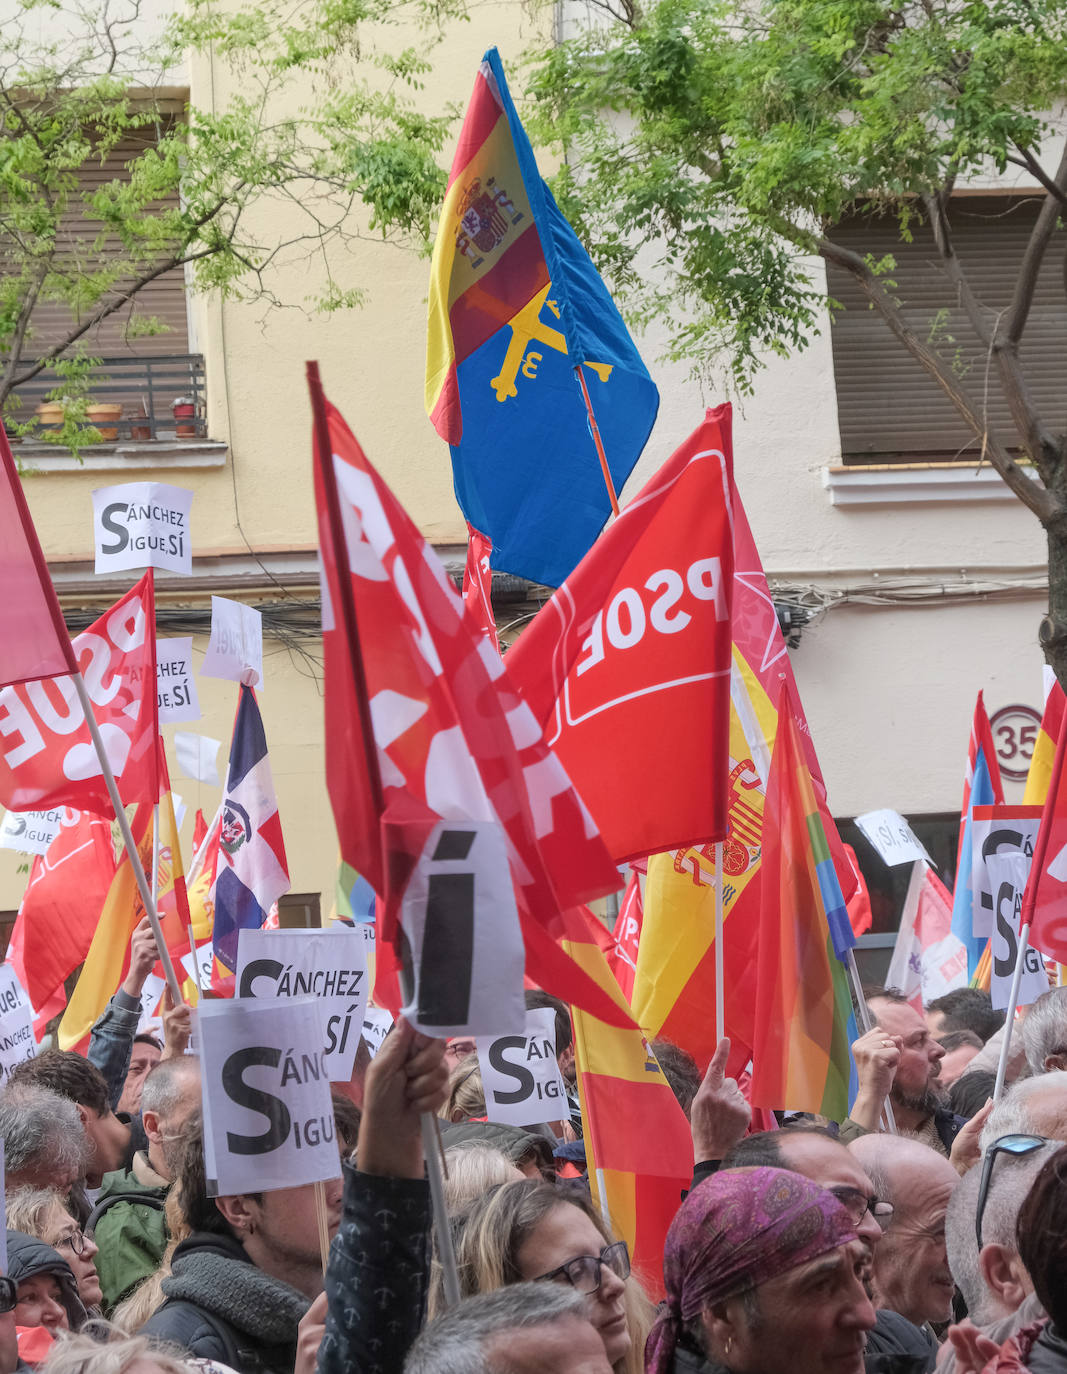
91, 1055, 201, 1315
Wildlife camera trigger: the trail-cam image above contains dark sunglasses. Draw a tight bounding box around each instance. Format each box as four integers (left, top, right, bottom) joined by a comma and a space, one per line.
0, 1278, 14, 1315
975, 1134, 1047, 1248
535, 1239, 630, 1295
829, 1185, 894, 1230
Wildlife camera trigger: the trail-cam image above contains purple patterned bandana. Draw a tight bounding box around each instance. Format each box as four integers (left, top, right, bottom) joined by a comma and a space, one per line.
645, 1166, 858, 1374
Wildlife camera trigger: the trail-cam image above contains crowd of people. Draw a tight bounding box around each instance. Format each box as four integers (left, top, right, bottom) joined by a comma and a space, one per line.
0, 922, 1065, 1374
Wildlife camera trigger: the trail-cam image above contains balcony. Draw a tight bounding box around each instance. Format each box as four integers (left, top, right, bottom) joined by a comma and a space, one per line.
5, 354, 227, 472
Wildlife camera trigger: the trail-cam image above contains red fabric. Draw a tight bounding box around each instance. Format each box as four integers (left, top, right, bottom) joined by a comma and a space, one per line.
607, 870, 642, 1001
16, 1326, 55, 1364
843, 844, 873, 938
505, 408, 735, 862
192, 807, 208, 854
309, 369, 632, 1030
0, 429, 77, 688
462, 524, 499, 652
1023, 708, 1067, 960
9, 809, 116, 1008
0, 571, 160, 815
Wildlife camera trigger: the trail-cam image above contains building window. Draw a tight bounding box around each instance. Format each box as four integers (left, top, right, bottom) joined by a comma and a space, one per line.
825, 196, 1067, 465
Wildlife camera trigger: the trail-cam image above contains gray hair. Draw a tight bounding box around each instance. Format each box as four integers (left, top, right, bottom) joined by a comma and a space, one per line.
1020, 988, 1067, 1076
945, 1140, 1060, 1323
5, 1186, 67, 1241
0, 1083, 88, 1179
978, 1072, 1067, 1151
39, 1328, 188, 1374
139, 1056, 200, 1121
405, 1283, 586, 1374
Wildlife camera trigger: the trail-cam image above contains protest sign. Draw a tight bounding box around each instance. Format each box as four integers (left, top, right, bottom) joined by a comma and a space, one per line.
361, 1007, 392, 1058
988, 851, 1049, 1011
477, 1007, 568, 1128
175, 734, 221, 787
182, 942, 214, 994
156, 638, 201, 724
136, 972, 167, 1030
971, 806, 1044, 938
201, 597, 263, 688
0, 966, 36, 1085
0, 807, 66, 856
855, 810, 931, 867
198, 996, 340, 1196
236, 928, 368, 1080
92, 483, 192, 576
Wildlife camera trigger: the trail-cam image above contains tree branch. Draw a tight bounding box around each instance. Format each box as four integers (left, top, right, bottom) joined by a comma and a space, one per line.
1005, 142, 1067, 347
1007, 144, 1067, 208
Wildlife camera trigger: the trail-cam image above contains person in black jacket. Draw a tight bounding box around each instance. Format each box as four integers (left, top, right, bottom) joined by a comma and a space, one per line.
6, 1232, 87, 1335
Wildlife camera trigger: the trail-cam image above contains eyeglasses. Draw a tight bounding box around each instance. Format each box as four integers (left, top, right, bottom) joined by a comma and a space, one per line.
535, 1240, 630, 1295
0, 1278, 14, 1314
975, 1134, 1047, 1249
829, 1185, 894, 1229
57, 1228, 88, 1257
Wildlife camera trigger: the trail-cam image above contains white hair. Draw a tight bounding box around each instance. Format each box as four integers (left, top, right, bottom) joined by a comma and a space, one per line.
1020, 988, 1067, 1076
405, 1283, 586, 1374
978, 1072, 1067, 1151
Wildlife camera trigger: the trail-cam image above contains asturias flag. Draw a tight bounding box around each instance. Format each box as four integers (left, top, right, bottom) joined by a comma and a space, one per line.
425, 48, 659, 589
211, 684, 289, 984
751, 688, 857, 1120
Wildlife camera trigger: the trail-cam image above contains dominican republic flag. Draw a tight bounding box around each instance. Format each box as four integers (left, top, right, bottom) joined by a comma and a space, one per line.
211, 684, 289, 988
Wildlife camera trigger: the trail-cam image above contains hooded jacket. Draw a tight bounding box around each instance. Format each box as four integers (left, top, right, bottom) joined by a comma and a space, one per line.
5, 1231, 87, 1332
140, 1230, 309, 1374
91, 1153, 170, 1315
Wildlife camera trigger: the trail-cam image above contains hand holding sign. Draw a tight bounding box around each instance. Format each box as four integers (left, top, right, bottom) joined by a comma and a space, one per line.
357, 1018, 449, 1178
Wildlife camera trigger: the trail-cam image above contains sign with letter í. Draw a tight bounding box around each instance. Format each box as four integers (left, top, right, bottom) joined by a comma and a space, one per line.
200, 597, 263, 688
397, 818, 526, 1039
855, 809, 931, 868
235, 928, 368, 1081
156, 638, 201, 724
92, 483, 192, 576
199, 996, 341, 1196
971, 806, 1044, 939
988, 851, 1050, 1012
0, 806, 67, 856
0, 966, 36, 1085
477, 1007, 567, 1129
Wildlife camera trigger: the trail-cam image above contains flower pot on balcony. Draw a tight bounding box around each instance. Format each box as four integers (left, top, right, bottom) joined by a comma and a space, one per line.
35, 402, 65, 428
129, 423, 151, 441
86, 403, 123, 440
173, 397, 197, 438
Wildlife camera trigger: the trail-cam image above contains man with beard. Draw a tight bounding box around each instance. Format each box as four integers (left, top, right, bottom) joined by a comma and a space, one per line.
839, 991, 966, 1158
91, 1055, 201, 1314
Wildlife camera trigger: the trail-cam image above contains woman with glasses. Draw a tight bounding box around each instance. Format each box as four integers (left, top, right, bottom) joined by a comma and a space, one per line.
6, 1192, 102, 1315
448, 1178, 654, 1374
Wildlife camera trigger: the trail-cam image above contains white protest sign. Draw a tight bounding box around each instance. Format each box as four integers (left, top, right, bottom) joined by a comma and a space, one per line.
136, 972, 168, 1029
855, 810, 931, 867
361, 1006, 393, 1059
478, 1007, 567, 1129
0, 966, 36, 1085
988, 851, 1050, 1011
199, 995, 341, 1196
175, 733, 221, 786
92, 483, 192, 576
399, 818, 526, 1038
970, 806, 1044, 939
181, 943, 215, 994
236, 928, 368, 1080
0, 807, 67, 855
156, 638, 201, 724
200, 597, 263, 688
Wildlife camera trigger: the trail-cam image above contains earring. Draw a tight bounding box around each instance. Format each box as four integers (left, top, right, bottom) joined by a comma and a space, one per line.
246, 1222, 256, 1237
724, 1336, 733, 1357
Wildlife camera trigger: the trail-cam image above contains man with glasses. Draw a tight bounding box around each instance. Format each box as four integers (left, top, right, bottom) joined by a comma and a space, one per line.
850, 1134, 960, 1333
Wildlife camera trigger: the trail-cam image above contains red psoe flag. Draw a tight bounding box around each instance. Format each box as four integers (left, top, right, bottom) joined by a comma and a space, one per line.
0, 572, 160, 815
1022, 708, 1067, 962
462, 524, 499, 653
504, 407, 734, 862
0, 429, 77, 688
309, 365, 632, 1031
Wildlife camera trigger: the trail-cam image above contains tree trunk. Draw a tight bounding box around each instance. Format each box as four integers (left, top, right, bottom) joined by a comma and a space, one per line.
1042, 485, 1067, 690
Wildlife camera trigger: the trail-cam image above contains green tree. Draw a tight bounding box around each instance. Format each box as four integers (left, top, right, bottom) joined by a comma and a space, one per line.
0, 0, 461, 447
528, 0, 1067, 684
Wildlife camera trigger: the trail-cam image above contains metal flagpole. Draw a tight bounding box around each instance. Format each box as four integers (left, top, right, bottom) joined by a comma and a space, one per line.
714, 842, 725, 1043
993, 923, 1030, 1102
846, 949, 898, 1134
574, 366, 621, 517
71, 673, 184, 1005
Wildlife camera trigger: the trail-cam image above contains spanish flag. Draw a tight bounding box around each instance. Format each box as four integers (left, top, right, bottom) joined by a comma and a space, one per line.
564, 931, 693, 1302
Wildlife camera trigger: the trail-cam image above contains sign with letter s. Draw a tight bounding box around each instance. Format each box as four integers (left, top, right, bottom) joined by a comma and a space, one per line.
987, 851, 1050, 1012
971, 806, 1044, 939
92, 483, 192, 576
199, 996, 341, 1196
477, 1007, 567, 1129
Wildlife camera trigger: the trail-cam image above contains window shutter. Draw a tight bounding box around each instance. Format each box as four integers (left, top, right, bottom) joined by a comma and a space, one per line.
825, 197, 1067, 463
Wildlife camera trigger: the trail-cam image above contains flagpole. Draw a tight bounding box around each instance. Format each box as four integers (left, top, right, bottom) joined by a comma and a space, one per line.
152, 803, 161, 907
573, 366, 621, 517
993, 923, 1030, 1102
71, 673, 184, 1006
846, 949, 898, 1134
713, 842, 725, 1043
308, 360, 461, 1310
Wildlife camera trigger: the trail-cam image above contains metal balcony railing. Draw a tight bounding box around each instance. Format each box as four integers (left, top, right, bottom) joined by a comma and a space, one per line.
6, 354, 208, 443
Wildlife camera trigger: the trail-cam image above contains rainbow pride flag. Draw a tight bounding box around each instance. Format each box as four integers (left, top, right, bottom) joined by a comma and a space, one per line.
424, 48, 658, 588
751, 687, 857, 1120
